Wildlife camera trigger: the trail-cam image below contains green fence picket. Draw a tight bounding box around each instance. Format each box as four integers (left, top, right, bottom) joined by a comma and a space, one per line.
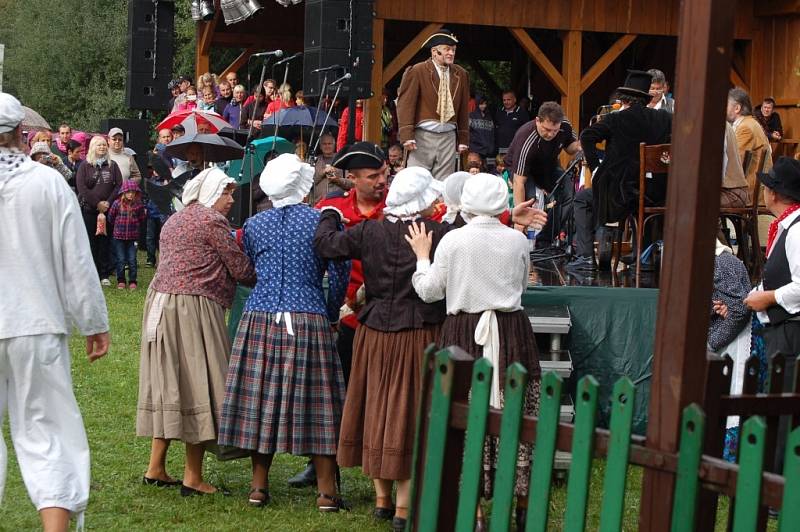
599, 377, 635, 532
670, 404, 706, 532
526, 371, 564, 532
416, 350, 456, 532
406, 345, 437, 531
455, 358, 494, 532
732, 416, 767, 532
564, 376, 599, 532
489, 363, 529, 532
779, 427, 800, 531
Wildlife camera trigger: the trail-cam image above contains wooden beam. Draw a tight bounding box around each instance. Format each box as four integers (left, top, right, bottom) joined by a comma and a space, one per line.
580, 34, 637, 93
638, 0, 735, 529
365, 18, 385, 145
730, 67, 748, 90
509, 28, 567, 95
220, 46, 257, 80
754, 0, 800, 16
195, 11, 220, 78
382, 22, 443, 84
562, 30, 582, 128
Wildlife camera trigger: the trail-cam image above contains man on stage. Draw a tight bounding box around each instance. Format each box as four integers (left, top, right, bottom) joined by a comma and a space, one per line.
568, 70, 672, 271
287, 142, 389, 488
510, 101, 581, 246
397, 29, 470, 180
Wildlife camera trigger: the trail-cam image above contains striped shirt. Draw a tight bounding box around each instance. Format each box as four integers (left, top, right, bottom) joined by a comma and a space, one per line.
512, 119, 577, 193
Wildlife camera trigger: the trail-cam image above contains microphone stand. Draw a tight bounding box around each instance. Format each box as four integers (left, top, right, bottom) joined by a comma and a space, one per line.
530, 154, 583, 264
238, 54, 274, 221
316, 81, 345, 155
307, 71, 330, 162
271, 60, 292, 154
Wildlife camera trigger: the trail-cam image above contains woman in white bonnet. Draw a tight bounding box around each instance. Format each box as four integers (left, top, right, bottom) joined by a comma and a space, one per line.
406, 172, 546, 530
217, 154, 350, 511
136, 167, 256, 496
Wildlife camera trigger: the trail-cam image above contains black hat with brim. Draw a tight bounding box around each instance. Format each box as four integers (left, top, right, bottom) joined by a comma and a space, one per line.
616, 69, 653, 99
758, 156, 800, 202
421, 29, 459, 49
332, 142, 386, 170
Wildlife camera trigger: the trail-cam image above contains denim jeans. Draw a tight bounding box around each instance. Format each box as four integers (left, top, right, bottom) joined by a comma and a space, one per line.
112, 239, 138, 284
146, 217, 162, 264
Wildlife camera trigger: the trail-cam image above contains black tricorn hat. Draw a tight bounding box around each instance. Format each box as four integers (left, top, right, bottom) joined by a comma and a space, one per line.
421, 28, 459, 49
759, 156, 800, 202
616, 70, 653, 99
332, 142, 386, 170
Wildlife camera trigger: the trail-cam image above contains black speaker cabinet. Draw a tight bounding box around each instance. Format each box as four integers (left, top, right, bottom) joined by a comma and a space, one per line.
126, 0, 175, 111
303, 0, 374, 99
99, 118, 151, 174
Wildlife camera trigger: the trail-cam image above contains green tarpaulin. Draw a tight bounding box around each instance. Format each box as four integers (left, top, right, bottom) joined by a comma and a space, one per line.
228, 284, 658, 435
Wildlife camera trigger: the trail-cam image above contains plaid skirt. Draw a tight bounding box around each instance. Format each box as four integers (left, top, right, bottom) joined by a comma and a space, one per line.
217, 311, 345, 456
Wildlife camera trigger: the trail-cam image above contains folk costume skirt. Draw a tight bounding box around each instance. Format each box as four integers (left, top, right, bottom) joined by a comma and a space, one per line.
337, 323, 441, 480
217, 311, 345, 456
136, 289, 230, 445
440, 309, 541, 498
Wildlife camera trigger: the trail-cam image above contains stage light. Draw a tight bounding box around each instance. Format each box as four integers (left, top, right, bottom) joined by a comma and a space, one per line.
221, 0, 264, 25
200, 0, 215, 21
275, 0, 302, 6
190, 0, 202, 21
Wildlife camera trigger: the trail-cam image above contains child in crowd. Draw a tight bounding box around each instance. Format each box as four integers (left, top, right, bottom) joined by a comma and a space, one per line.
107, 180, 147, 289
198, 87, 217, 111
177, 86, 198, 111
495, 154, 514, 208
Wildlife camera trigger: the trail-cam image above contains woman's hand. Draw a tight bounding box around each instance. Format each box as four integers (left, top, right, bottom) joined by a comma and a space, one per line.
405, 220, 433, 260
512, 198, 547, 230
712, 300, 729, 319
744, 290, 777, 312
97, 201, 110, 213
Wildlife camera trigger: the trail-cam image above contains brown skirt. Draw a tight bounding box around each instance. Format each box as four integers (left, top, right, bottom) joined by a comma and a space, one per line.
440, 309, 541, 497
337, 323, 441, 480
136, 289, 231, 444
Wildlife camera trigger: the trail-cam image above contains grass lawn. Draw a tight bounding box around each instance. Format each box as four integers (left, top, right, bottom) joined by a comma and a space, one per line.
0, 252, 770, 530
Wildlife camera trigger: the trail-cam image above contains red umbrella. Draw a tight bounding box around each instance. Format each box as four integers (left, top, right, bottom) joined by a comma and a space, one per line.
156, 109, 232, 134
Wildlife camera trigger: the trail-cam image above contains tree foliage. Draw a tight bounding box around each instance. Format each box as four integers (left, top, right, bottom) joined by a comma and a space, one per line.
0, 0, 196, 132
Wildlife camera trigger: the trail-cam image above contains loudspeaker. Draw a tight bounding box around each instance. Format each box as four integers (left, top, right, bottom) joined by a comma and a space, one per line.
227, 183, 251, 228
100, 118, 151, 177
303, 0, 374, 99
126, 0, 175, 111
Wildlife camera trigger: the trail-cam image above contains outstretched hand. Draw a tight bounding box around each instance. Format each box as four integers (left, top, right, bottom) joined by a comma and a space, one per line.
511, 198, 548, 230
405, 220, 433, 260
86, 331, 110, 363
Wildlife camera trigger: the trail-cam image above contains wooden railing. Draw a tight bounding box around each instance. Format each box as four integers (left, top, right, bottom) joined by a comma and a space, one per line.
407, 346, 799, 531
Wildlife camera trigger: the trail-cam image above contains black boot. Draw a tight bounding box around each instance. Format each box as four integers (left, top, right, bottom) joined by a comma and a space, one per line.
515, 506, 527, 530
287, 461, 316, 488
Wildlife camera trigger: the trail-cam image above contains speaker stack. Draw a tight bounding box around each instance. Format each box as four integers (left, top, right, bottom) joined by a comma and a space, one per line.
302, 0, 375, 99
126, 0, 175, 111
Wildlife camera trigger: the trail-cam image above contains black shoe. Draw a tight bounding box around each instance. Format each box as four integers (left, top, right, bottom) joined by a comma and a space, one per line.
373, 506, 395, 520
288, 461, 316, 488
515, 507, 527, 530
143, 476, 181, 487
392, 516, 407, 531
566, 255, 597, 272
180, 484, 231, 497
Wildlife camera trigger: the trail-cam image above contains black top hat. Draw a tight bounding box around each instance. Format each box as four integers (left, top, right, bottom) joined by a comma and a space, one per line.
616, 70, 653, 99
759, 156, 800, 203
332, 142, 386, 170
421, 28, 459, 49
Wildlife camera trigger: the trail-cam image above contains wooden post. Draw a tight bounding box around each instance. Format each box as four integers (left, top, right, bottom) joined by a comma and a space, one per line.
365, 18, 385, 144
638, 0, 735, 529
195, 12, 218, 79
580, 34, 637, 94
562, 30, 582, 129
509, 28, 566, 96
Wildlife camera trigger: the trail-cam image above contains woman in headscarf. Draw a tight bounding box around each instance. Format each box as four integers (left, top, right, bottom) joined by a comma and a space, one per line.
406, 172, 545, 530
313, 166, 450, 531
440, 171, 472, 225
218, 154, 350, 510
137, 167, 256, 496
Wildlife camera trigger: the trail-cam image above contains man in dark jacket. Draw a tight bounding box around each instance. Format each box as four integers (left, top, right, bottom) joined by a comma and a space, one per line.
495, 90, 530, 152
568, 70, 672, 271
468, 96, 495, 159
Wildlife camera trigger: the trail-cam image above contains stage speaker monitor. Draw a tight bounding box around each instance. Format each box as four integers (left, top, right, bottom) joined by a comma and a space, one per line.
303, 48, 374, 99
126, 0, 175, 111
304, 0, 374, 51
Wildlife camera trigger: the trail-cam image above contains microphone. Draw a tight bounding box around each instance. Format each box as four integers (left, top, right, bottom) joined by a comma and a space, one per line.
274, 51, 303, 66
311, 64, 343, 73
251, 49, 283, 58
329, 72, 351, 86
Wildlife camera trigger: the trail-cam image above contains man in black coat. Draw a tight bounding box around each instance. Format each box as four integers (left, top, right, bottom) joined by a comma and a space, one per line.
568, 70, 673, 271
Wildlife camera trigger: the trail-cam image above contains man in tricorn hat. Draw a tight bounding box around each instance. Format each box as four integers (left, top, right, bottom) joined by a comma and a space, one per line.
396, 28, 470, 180
745, 157, 800, 473
286, 142, 388, 489
568, 70, 673, 271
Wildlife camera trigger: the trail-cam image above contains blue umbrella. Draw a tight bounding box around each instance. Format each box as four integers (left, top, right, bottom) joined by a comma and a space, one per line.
262, 106, 338, 128
228, 136, 296, 185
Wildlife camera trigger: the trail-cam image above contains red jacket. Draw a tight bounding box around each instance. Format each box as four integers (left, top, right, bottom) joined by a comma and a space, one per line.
316, 189, 386, 329
337, 107, 364, 151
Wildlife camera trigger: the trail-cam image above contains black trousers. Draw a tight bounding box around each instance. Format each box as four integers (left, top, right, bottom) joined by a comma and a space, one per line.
81, 211, 113, 279
762, 321, 800, 473
336, 324, 356, 388
525, 168, 574, 247
573, 188, 595, 258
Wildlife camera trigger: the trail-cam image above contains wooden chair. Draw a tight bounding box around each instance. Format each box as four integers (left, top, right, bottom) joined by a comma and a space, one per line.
719, 149, 758, 277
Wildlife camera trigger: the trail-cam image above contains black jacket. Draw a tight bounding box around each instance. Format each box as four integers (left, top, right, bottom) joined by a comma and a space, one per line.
580, 105, 672, 224
468, 109, 495, 156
